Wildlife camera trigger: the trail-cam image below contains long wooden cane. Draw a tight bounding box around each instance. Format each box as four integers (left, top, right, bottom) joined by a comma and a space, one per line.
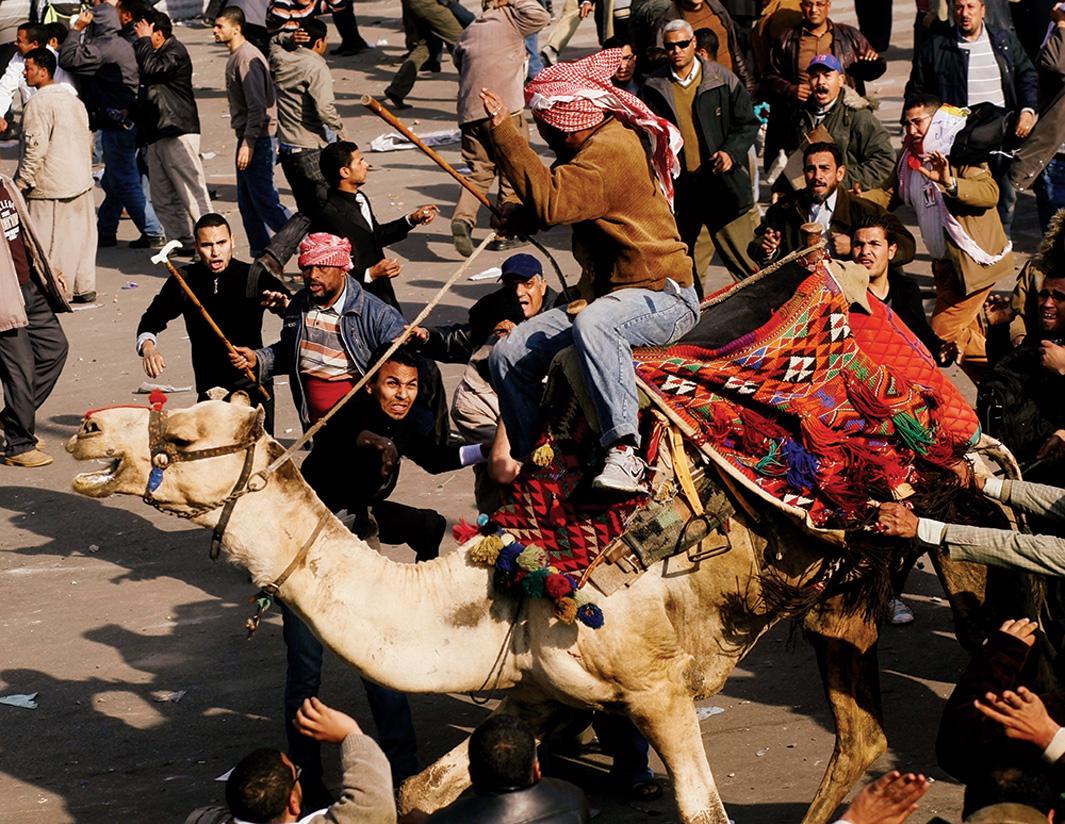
149, 241, 271, 402
360, 95, 570, 293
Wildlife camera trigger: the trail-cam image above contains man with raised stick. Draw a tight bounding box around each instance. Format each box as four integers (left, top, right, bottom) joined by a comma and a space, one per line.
481, 50, 700, 494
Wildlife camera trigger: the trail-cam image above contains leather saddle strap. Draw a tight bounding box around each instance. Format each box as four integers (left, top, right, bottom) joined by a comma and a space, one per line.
668, 425, 704, 517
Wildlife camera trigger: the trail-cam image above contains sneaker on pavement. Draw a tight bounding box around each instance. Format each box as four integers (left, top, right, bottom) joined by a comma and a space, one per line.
4, 448, 53, 467
887, 598, 914, 625
487, 236, 527, 252
72, 291, 97, 304
451, 220, 474, 257
592, 445, 647, 493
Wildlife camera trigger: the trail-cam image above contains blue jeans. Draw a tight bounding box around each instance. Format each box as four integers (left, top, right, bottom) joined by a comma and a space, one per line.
1036, 156, 1065, 233
280, 601, 419, 786
98, 127, 162, 240
236, 136, 291, 256
525, 33, 544, 79
490, 282, 700, 458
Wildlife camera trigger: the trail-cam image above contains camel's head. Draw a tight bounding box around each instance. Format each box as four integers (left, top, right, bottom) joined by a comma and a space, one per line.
67, 394, 267, 516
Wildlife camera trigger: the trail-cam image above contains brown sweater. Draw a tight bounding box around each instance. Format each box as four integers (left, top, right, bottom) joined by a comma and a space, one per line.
489, 116, 694, 297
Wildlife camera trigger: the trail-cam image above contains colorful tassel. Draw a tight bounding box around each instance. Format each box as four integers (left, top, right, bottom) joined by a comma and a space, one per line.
530, 443, 555, 467
496, 542, 523, 574
799, 410, 847, 453
554, 597, 578, 624
782, 438, 819, 491
452, 519, 480, 544
892, 412, 934, 456
754, 439, 784, 475
573, 588, 592, 607
470, 534, 504, 565
516, 545, 547, 571
522, 568, 549, 598
740, 408, 788, 453
844, 370, 894, 422
545, 573, 574, 600
576, 603, 605, 628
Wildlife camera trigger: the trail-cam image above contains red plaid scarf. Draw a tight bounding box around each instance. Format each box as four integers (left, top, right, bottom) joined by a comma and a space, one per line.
525, 49, 682, 204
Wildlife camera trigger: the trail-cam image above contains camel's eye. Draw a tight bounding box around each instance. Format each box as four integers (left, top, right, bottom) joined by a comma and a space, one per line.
169, 436, 193, 449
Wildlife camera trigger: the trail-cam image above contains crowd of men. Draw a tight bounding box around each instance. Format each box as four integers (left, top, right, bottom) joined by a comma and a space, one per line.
7, 0, 1065, 821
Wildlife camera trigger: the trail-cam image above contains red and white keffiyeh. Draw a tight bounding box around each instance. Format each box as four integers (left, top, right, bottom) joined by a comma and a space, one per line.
298, 232, 353, 271
525, 49, 683, 204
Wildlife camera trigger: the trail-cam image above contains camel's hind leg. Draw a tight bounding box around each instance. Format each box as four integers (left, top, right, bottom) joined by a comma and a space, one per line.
625, 684, 730, 824
800, 598, 886, 824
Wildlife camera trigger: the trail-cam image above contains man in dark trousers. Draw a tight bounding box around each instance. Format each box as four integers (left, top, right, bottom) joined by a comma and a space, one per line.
136, 213, 288, 431
314, 140, 439, 311
0, 172, 69, 468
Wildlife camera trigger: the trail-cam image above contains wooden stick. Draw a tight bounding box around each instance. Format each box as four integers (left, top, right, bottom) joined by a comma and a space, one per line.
153, 256, 271, 402
360, 95, 570, 294
260, 231, 498, 476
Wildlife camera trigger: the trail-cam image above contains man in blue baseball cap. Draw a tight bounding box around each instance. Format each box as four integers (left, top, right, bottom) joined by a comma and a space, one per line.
784, 52, 897, 194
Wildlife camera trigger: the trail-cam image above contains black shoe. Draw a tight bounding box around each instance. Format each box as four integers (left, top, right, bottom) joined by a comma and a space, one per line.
451, 220, 473, 257
97, 237, 117, 248
72, 291, 97, 304
332, 38, 370, 55
421, 59, 442, 73
487, 236, 527, 252
383, 92, 411, 110
129, 234, 166, 249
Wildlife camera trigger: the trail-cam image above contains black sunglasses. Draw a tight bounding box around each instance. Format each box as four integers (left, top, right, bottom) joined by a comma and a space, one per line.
663, 38, 693, 51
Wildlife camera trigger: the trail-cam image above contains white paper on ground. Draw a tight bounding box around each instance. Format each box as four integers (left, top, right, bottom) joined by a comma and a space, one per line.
369, 129, 461, 152
0, 692, 39, 709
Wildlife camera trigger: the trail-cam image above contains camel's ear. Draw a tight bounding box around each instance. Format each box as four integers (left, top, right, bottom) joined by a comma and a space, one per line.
229, 390, 252, 407
205, 386, 228, 401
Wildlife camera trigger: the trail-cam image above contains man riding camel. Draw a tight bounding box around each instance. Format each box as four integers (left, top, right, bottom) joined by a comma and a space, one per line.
481, 49, 700, 493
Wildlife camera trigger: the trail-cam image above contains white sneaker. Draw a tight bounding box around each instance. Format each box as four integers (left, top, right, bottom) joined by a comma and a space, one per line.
888, 598, 915, 625
591, 445, 647, 493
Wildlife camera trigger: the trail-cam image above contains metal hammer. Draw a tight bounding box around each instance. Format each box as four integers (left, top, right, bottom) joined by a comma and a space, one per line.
148, 241, 271, 401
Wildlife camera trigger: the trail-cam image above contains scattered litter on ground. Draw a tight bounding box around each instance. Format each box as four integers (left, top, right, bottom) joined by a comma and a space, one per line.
374, 38, 388, 46
87, 544, 100, 554
153, 690, 187, 704
755, 747, 769, 757
71, 303, 100, 311
200, 151, 217, 160
469, 267, 502, 281
215, 768, 233, 782
120, 282, 138, 289
0, 692, 39, 709
369, 129, 461, 152
135, 382, 193, 394
695, 706, 725, 720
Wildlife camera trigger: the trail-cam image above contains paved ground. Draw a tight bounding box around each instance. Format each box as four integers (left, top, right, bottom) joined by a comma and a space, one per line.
0, 1, 1045, 822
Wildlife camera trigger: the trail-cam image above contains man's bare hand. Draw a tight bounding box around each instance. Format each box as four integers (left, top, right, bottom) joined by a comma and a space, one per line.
761, 227, 782, 258
975, 687, 1061, 750
710, 150, 733, 173
236, 144, 252, 171
73, 8, 93, 31
369, 259, 402, 280
480, 88, 509, 128
356, 431, 399, 478
260, 290, 289, 312
998, 617, 1039, 648
292, 28, 311, 46
1036, 429, 1065, 464
840, 770, 931, 824
133, 18, 152, 38
795, 83, 810, 102
141, 341, 167, 378
579, 0, 594, 17
877, 502, 919, 539
830, 232, 851, 257
983, 293, 1014, 326
294, 697, 360, 744
935, 340, 958, 367
1015, 110, 1037, 139
858, 46, 880, 61
403, 325, 430, 343
916, 151, 954, 188
407, 204, 438, 225
1040, 340, 1065, 375
230, 345, 257, 370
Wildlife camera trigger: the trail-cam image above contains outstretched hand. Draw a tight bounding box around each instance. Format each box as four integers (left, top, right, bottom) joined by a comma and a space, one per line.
480, 88, 509, 128
294, 697, 361, 744
915, 151, 954, 189
877, 502, 919, 539
840, 770, 931, 824
975, 687, 1061, 750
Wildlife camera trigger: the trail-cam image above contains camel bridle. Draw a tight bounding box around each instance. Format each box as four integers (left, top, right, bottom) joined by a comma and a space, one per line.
143, 406, 265, 559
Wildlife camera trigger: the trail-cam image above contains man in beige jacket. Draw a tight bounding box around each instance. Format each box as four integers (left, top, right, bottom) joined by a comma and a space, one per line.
13, 48, 96, 303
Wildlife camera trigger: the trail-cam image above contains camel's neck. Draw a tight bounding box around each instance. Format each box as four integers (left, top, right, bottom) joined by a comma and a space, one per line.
212, 478, 521, 694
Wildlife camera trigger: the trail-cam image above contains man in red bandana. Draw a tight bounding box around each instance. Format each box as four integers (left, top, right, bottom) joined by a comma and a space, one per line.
481, 49, 700, 493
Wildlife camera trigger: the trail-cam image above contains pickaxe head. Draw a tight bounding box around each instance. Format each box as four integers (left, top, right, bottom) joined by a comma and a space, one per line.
150, 240, 182, 265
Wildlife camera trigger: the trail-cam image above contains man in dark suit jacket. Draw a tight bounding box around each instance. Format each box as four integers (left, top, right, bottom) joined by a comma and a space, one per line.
750, 141, 916, 268
314, 140, 438, 310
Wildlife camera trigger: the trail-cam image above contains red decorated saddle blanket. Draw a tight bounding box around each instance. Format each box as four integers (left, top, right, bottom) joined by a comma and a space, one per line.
633, 263, 979, 530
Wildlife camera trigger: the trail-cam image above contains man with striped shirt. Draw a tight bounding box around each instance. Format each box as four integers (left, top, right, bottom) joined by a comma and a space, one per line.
230, 232, 421, 810
905, 0, 1038, 232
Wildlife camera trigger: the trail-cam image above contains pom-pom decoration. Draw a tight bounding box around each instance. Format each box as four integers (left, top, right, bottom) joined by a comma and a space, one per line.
530, 443, 555, 467
469, 534, 504, 565
554, 597, 578, 624
576, 603, 605, 628
516, 545, 547, 572
522, 568, 549, 598
545, 573, 574, 600
452, 518, 481, 544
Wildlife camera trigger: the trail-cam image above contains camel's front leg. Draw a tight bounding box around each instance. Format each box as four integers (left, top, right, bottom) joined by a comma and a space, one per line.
627, 684, 729, 824
800, 598, 887, 824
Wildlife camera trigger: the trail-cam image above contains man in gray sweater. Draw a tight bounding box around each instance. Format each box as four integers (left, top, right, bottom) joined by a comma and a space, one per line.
269, 17, 346, 218
214, 6, 291, 257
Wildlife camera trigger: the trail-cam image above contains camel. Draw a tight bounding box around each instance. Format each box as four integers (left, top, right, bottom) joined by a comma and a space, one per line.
65, 394, 1006, 824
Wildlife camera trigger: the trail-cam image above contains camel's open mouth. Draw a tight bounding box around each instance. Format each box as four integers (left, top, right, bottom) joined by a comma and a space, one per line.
72, 457, 123, 496
68, 417, 127, 497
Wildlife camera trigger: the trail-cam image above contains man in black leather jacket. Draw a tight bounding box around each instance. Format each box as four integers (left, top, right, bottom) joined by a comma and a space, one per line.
133, 10, 212, 247
426, 715, 589, 824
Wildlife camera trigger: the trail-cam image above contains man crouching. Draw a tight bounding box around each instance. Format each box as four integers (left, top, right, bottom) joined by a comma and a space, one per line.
481, 49, 700, 493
